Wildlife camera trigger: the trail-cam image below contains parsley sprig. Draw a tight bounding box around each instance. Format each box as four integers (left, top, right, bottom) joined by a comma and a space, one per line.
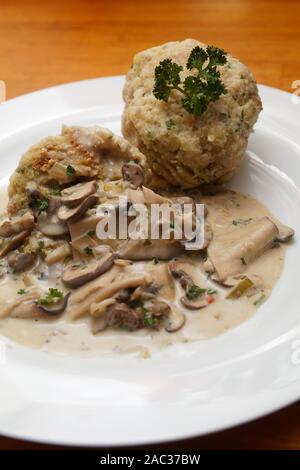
153, 45, 227, 115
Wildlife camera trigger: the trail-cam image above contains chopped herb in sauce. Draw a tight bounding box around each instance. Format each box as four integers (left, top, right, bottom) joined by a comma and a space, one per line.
83, 246, 93, 256
241, 257, 247, 265
86, 230, 96, 237
232, 218, 252, 226
37, 198, 49, 212
17, 289, 27, 295
49, 187, 61, 196
186, 284, 206, 300
253, 294, 266, 306
37, 288, 63, 305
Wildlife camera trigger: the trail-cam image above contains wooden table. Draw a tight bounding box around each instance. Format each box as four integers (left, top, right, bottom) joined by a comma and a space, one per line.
0, 0, 299, 450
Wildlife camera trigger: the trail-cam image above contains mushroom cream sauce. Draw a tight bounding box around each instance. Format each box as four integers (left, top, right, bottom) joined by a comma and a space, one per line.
0, 189, 286, 357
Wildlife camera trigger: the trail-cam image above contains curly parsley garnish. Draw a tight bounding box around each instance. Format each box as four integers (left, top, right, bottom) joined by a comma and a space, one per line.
37, 288, 63, 305
153, 45, 227, 115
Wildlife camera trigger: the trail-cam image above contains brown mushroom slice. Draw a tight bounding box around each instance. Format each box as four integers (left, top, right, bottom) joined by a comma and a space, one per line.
67, 265, 122, 319
206, 217, 279, 282
118, 239, 183, 261
90, 298, 116, 317
45, 243, 72, 266
169, 260, 194, 290
0, 212, 34, 238
122, 162, 144, 188
58, 194, 98, 223
89, 274, 147, 318
91, 315, 108, 334
9, 252, 35, 273
127, 187, 171, 205
62, 253, 116, 288
163, 303, 186, 333
0, 230, 31, 258
147, 263, 176, 300
37, 212, 69, 237
0, 288, 41, 319
61, 180, 98, 207
37, 292, 70, 316
105, 302, 142, 331
276, 223, 295, 243
180, 295, 208, 310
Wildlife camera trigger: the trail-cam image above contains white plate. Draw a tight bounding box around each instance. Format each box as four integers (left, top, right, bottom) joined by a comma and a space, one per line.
0, 77, 300, 447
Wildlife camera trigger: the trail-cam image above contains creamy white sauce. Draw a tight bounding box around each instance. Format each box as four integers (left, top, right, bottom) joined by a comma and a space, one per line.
0, 189, 286, 357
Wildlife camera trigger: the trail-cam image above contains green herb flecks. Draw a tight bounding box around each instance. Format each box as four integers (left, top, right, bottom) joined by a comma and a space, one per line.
153, 45, 227, 115
49, 187, 61, 196
37, 288, 63, 305
83, 246, 93, 256
253, 294, 266, 306
232, 218, 252, 226
86, 230, 96, 237
166, 119, 176, 130
37, 198, 49, 212
37, 240, 44, 249
141, 304, 158, 329
186, 284, 207, 300
17, 289, 27, 295
66, 165, 76, 177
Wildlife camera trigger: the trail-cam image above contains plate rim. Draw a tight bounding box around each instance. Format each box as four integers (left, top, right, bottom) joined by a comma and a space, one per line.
0, 76, 299, 447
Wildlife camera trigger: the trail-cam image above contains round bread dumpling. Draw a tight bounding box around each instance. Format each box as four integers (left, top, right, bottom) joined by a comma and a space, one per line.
122, 38, 262, 189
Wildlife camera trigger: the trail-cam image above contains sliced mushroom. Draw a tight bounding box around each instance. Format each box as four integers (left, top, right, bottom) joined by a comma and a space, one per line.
0, 230, 31, 258
118, 239, 183, 261
0, 288, 42, 319
164, 303, 186, 333
45, 242, 72, 265
61, 181, 98, 207
27, 187, 46, 216
90, 298, 117, 317
67, 265, 122, 319
58, 194, 98, 223
36, 196, 69, 236
206, 217, 279, 282
0, 212, 34, 238
276, 223, 295, 243
37, 292, 70, 316
89, 274, 147, 317
105, 302, 143, 330
122, 162, 144, 188
62, 252, 116, 288
169, 260, 194, 290
180, 295, 208, 310
9, 252, 35, 273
